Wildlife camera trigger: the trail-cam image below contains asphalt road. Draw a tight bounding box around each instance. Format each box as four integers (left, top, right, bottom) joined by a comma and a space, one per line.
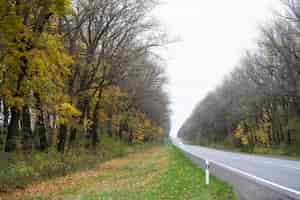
173, 138, 300, 199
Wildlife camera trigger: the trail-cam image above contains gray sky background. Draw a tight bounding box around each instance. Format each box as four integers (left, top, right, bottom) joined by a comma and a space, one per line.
154, 0, 281, 137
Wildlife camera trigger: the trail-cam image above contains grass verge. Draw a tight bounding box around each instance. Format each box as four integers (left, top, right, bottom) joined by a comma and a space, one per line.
0, 135, 142, 193
2, 145, 237, 200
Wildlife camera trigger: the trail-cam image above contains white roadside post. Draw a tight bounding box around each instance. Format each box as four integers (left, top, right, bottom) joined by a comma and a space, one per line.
205, 160, 210, 185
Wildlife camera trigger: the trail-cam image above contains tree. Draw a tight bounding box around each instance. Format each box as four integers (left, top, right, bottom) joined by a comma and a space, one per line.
0, 0, 171, 154
0, 0, 72, 152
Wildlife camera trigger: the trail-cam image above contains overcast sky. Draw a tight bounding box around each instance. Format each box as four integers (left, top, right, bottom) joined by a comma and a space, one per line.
154, 0, 280, 137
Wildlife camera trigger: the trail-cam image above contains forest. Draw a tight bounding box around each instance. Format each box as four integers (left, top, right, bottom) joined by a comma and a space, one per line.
0, 0, 171, 192
178, 0, 300, 157
0, 0, 171, 153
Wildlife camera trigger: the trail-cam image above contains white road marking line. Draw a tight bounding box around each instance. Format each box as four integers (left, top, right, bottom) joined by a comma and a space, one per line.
231, 157, 242, 160
182, 147, 300, 197
229, 157, 300, 171
192, 147, 300, 172
280, 165, 300, 171
211, 159, 300, 196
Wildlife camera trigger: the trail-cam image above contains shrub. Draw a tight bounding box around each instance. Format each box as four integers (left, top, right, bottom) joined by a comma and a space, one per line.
0, 134, 132, 192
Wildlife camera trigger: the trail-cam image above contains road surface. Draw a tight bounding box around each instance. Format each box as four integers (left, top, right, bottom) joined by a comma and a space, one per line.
173, 138, 300, 200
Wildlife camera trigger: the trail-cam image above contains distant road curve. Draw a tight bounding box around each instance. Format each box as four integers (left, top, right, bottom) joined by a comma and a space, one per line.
173, 138, 300, 200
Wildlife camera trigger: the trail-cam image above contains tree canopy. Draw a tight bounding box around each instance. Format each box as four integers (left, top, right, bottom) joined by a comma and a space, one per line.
0, 0, 171, 153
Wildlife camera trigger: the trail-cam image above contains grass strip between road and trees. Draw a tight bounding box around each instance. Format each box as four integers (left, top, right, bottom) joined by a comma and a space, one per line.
2, 145, 237, 200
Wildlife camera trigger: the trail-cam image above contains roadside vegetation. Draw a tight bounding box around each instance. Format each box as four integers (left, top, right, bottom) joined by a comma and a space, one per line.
1, 145, 236, 200
0, 135, 138, 193
0, 0, 171, 196
0, 0, 170, 154
178, 0, 300, 159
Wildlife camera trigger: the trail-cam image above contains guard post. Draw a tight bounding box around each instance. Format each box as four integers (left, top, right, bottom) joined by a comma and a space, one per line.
205, 160, 210, 185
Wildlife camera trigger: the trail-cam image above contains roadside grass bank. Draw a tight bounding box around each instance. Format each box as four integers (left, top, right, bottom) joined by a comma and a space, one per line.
0, 135, 153, 193
2, 145, 237, 200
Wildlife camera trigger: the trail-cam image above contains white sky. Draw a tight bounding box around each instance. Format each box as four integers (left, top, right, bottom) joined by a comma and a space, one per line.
154, 0, 280, 137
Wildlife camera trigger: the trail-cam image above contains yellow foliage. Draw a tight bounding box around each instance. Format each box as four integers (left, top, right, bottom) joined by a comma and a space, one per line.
57, 103, 81, 116
252, 112, 272, 147
55, 103, 81, 125
158, 127, 164, 135
241, 136, 249, 145
101, 86, 128, 113
234, 123, 244, 139
234, 122, 249, 146
0, 0, 72, 112
255, 129, 269, 146
262, 113, 272, 131
83, 119, 93, 129
99, 111, 108, 122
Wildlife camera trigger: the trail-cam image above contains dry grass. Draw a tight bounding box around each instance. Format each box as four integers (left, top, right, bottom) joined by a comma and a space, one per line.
1, 145, 236, 200
1, 146, 166, 200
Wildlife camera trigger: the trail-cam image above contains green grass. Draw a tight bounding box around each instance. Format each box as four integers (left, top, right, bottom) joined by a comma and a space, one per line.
137, 146, 237, 200
18, 145, 237, 200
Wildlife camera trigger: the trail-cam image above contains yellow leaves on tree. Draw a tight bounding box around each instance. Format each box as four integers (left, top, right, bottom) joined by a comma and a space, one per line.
83, 119, 93, 129
1, 32, 72, 109
87, 85, 164, 143
128, 112, 164, 143
157, 127, 164, 136
255, 112, 272, 147
55, 103, 81, 125
102, 86, 127, 112
234, 122, 249, 145
99, 111, 108, 123
255, 129, 269, 147
127, 113, 146, 143
47, 0, 72, 16
87, 86, 125, 127
234, 112, 272, 147
0, 1, 23, 42
0, 0, 72, 111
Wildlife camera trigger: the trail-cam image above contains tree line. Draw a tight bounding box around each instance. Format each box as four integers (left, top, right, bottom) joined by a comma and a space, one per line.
0, 0, 171, 153
179, 0, 300, 153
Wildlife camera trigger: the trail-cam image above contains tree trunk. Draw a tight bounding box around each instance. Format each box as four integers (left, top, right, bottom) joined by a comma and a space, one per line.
78, 98, 89, 121
57, 124, 67, 153
90, 85, 105, 149
78, 98, 90, 146
35, 96, 48, 151
91, 124, 99, 149
0, 101, 8, 145
3, 103, 9, 131
35, 115, 47, 151
287, 129, 292, 145
107, 111, 113, 137
128, 129, 133, 144
22, 106, 33, 152
68, 127, 77, 149
5, 107, 20, 152
91, 102, 100, 149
